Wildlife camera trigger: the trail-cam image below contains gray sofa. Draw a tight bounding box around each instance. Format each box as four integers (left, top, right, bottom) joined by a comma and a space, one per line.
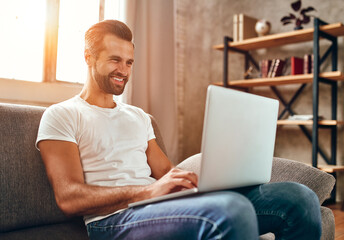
0, 103, 335, 239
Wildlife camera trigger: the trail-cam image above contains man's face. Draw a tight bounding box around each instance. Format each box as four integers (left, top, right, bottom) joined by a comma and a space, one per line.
91, 34, 134, 96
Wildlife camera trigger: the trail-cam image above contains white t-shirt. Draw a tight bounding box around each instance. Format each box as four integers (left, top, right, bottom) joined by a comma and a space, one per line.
36, 95, 156, 224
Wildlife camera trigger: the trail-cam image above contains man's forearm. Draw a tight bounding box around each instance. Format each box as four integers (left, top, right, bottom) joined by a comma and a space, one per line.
55, 183, 151, 217
57, 167, 198, 217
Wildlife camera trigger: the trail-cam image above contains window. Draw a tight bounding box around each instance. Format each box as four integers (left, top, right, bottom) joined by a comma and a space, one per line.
104, 0, 126, 22
0, 0, 126, 84
0, 0, 46, 82
56, 0, 100, 83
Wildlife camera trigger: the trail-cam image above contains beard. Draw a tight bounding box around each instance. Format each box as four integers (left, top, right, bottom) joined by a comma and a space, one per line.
92, 63, 128, 96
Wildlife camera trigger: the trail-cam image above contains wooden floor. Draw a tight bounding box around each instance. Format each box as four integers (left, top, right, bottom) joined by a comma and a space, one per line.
328, 202, 344, 239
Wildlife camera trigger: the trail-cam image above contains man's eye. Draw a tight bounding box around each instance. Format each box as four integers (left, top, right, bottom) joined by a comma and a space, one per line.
109, 58, 120, 63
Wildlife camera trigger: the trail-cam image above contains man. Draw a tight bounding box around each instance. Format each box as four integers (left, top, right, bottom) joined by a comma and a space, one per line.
36, 20, 321, 239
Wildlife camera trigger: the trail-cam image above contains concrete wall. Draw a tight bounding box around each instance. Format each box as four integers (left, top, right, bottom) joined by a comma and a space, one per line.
175, 0, 344, 199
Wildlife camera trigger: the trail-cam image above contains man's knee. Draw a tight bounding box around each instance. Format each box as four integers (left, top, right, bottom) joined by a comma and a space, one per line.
287, 183, 322, 235
197, 192, 259, 239
270, 182, 322, 238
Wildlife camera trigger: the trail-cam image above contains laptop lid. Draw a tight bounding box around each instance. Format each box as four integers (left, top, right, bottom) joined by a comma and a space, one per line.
198, 86, 279, 192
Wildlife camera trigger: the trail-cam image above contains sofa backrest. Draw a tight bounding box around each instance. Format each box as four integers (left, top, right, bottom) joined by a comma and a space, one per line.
148, 114, 167, 156
0, 103, 71, 233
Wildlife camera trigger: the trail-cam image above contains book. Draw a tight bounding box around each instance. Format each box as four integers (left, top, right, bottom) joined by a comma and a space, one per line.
260, 59, 272, 78
288, 115, 324, 121
271, 59, 286, 77
303, 54, 313, 74
267, 59, 276, 78
238, 14, 258, 41
259, 60, 265, 78
282, 57, 291, 76
233, 14, 238, 42
291, 56, 304, 75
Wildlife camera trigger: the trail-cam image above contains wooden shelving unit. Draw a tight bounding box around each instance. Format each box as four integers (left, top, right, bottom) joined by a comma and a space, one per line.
213, 19, 344, 182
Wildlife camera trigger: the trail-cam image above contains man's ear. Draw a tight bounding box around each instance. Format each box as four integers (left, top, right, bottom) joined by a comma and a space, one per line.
84, 49, 94, 66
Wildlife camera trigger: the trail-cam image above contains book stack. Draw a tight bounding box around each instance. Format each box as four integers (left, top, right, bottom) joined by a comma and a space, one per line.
260, 59, 286, 78
233, 14, 258, 41
259, 54, 313, 78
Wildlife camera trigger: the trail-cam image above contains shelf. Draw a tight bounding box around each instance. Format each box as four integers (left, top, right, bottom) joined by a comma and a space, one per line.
213, 71, 344, 88
277, 120, 344, 126
304, 164, 344, 173
318, 165, 344, 173
213, 22, 344, 51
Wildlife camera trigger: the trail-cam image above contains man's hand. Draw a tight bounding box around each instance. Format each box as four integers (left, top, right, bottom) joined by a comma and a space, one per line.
145, 139, 198, 198
146, 168, 198, 198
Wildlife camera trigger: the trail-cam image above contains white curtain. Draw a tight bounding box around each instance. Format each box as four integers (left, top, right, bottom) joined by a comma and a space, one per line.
123, 0, 179, 164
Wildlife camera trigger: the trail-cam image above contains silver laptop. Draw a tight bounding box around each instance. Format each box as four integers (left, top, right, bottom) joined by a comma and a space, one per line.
129, 85, 279, 207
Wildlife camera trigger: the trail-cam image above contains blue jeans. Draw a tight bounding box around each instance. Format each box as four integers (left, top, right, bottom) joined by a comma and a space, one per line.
86, 182, 321, 240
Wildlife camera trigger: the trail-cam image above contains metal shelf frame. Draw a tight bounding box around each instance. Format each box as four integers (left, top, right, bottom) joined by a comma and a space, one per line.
221, 18, 340, 171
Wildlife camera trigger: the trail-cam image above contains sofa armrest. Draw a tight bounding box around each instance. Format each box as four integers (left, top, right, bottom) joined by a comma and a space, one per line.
320, 206, 335, 240
270, 157, 335, 204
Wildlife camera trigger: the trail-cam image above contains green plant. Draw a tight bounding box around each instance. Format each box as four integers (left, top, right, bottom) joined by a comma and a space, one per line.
280, 0, 316, 30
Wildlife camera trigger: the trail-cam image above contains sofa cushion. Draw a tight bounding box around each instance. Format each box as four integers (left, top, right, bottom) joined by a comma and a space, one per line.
0, 104, 72, 232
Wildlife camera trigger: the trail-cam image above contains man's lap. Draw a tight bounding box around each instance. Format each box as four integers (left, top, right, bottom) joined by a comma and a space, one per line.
87, 191, 258, 239
87, 182, 321, 240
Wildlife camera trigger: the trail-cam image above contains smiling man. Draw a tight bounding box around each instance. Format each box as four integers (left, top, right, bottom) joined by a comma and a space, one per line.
36, 20, 322, 240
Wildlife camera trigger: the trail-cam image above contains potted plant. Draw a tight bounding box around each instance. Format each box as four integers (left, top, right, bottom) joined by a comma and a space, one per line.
280, 0, 316, 30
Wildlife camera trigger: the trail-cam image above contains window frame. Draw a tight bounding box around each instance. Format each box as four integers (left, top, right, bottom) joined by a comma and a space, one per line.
43, 0, 60, 83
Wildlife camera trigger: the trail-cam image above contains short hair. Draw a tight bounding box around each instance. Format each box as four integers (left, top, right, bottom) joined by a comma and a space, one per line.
85, 20, 133, 57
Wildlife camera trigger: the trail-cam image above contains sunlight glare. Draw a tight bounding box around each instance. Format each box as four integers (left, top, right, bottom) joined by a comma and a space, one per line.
0, 0, 46, 82
56, 0, 100, 83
